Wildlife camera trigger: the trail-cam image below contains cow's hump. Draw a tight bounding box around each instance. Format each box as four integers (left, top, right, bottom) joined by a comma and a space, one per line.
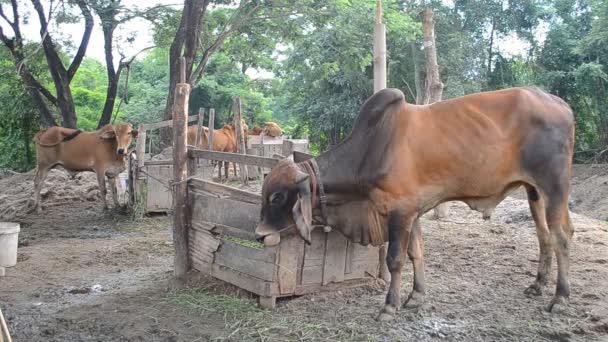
352, 88, 405, 133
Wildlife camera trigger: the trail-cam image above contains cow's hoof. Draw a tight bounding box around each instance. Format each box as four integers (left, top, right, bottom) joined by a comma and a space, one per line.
375, 305, 396, 321
403, 291, 425, 309
524, 284, 542, 297
544, 295, 569, 313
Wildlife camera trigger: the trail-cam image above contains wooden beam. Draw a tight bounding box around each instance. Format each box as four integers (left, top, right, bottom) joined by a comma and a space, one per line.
172, 56, 191, 278
189, 178, 261, 204
141, 115, 199, 131
188, 149, 278, 168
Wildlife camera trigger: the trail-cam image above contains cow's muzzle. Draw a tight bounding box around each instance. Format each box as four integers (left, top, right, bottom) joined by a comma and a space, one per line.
117, 148, 126, 155
255, 223, 294, 247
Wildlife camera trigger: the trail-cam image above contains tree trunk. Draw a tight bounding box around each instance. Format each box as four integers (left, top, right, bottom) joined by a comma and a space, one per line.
421, 7, 449, 219
421, 8, 443, 105
97, 19, 120, 128
487, 17, 496, 81
160, 0, 207, 147
411, 41, 425, 105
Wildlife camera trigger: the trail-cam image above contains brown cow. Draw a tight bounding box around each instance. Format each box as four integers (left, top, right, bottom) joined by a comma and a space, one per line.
251, 126, 263, 135
187, 120, 248, 181
31, 123, 138, 212
262, 122, 282, 137
254, 87, 575, 320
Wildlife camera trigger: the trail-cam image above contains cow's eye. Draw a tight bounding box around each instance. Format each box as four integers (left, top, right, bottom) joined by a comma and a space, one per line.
270, 192, 285, 205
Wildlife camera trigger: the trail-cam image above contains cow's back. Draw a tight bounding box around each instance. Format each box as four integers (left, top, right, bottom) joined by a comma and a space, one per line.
35, 129, 118, 172
382, 87, 574, 201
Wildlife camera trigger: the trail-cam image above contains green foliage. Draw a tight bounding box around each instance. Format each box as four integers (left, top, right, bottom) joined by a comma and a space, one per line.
0, 47, 45, 171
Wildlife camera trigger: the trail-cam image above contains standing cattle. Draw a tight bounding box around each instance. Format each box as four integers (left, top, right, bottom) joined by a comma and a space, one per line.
254, 87, 575, 320
187, 120, 248, 181
31, 123, 138, 212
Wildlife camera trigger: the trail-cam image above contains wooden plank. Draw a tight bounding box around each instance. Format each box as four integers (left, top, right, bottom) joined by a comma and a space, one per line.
144, 159, 173, 166
214, 240, 277, 281
322, 231, 348, 285
146, 165, 173, 212
189, 149, 278, 168
210, 224, 257, 241
172, 59, 191, 278
295, 278, 375, 296
211, 264, 277, 297
301, 230, 327, 285
189, 178, 261, 204
190, 193, 259, 233
141, 115, 199, 131
282, 139, 309, 156
277, 236, 303, 294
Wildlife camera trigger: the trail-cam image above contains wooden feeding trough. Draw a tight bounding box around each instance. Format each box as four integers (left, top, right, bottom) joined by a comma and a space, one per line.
167, 59, 381, 309
188, 176, 380, 308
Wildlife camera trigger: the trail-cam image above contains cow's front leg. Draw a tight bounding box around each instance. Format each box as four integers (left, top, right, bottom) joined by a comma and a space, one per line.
108, 175, 120, 208
96, 172, 109, 212
376, 211, 415, 321
403, 218, 426, 309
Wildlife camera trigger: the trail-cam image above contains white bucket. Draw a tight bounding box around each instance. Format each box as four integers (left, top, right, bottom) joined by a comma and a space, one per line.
0, 222, 20, 267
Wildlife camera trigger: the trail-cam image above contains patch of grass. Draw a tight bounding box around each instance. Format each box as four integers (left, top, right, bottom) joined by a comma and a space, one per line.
166, 289, 375, 341
221, 235, 265, 249
120, 215, 171, 233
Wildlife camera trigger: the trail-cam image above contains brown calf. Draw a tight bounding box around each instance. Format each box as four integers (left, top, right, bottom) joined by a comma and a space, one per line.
31, 123, 137, 212
255, 87, 575, 320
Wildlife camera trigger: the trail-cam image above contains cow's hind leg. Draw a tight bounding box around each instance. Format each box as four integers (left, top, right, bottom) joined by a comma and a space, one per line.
544, 193, 573, 312
524, 186, 553, 296
30, 165, 51, 212
224, 161, 229, 181
376, 210, 415, 321
403, 218, 426, 309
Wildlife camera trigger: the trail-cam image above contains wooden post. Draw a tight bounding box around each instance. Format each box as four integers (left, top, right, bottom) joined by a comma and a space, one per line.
206, 108, 215, 177
233, 97, 249, 182
195, 108, 205, 169
172, 57, 191, 278
373, 0, 390, 285
207, 108, 215, 151
373, 0, 387, 93
135, 124, 147, 207
196, 108, 205, 149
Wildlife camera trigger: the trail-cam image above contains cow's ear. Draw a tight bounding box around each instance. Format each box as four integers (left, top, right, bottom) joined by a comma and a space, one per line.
99, 125, 116, 139
131, 129, 138, 138
292, 171, 312, 244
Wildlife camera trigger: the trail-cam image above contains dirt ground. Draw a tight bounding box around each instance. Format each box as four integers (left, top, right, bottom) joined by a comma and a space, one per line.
1, 165, 607, 341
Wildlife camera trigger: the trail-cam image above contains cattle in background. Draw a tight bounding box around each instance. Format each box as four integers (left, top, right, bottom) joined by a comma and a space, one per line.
262, 122, 282, 137
251, 126, 263, 135
31, 123, 138, 212
187, 120, 248, 181
255, 87, 575, 321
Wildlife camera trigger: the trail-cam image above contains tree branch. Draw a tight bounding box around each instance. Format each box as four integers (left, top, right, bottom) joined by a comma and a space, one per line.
67, 0, 94, 80
0, 5, 14, 27
191, 3, 261, 85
